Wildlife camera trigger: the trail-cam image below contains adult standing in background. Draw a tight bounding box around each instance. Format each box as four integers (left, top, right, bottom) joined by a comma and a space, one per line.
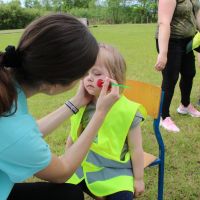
0, 13, 119, 200
155, 0, 200, 133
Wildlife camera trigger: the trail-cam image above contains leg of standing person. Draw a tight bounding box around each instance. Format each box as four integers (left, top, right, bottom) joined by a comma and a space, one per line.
180, 50, 196, 107
156, 39, 182, 132
161, 41, 181, 119
177, 49, 200, 117
7, 182, 84, 200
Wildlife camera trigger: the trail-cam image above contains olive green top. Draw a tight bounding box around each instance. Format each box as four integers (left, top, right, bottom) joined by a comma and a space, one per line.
156, 0, 200, 39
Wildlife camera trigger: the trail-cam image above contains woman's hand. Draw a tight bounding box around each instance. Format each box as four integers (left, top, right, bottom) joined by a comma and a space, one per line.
96, 77, 120, 115
134, 179, 145, 197
70, 80, 92, 108
155, 53, 167, 71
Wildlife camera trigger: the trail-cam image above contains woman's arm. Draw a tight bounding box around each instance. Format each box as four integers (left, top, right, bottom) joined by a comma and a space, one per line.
65, 122, 83, 150
36, 110, 105, 183
155, 0, 176, 71
37, 81, 92, 137
65, 135, 73, 151
37, 104, 74, 137
128, 125, 144, 197
36, 78, 120, 183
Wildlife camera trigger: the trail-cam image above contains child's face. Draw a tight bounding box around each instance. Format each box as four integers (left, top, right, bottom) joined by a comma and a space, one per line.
83, 63, 111, 97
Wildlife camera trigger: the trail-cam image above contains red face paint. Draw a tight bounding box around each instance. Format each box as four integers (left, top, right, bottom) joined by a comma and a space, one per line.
97, 79, 104, 88
97, 79, 111, 90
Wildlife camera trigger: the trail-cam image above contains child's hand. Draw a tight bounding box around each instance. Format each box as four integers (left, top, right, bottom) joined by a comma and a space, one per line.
96, 77, 119, 115
134, 179, 145, 197
71, 80, 92, 108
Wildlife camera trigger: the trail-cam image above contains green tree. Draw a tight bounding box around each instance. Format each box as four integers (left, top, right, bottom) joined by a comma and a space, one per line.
131, 0, 157, 23
24, 0, 42, 9
73, 0, 91, 8
9, 0, 21, 7
107, 0, 122, 23
41, 0, 52, 10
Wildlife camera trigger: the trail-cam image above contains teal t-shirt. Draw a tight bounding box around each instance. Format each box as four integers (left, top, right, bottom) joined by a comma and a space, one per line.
0, 85, 51, 200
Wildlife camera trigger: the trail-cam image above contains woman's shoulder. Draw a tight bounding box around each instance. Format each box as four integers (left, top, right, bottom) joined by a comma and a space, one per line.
0, 82, 39, 149
0, 114, 51, 183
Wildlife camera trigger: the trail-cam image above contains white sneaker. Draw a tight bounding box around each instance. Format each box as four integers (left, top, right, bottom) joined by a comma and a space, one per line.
160, 117, 180, 133
177, 104, 200, 117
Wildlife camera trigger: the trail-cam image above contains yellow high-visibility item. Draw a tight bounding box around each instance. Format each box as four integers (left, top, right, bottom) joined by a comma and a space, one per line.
67, 95, 146, 196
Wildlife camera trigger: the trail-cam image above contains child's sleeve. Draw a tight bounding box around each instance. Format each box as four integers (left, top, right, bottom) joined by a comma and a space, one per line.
129, 111, 144, 130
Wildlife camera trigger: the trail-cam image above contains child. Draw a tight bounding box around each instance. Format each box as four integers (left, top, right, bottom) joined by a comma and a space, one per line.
66, 43, 146, 200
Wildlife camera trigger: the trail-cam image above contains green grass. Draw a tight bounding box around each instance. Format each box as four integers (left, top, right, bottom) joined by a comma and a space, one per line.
1, 24, 200, 200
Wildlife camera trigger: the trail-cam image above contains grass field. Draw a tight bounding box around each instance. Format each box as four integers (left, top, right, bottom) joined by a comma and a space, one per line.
0, 24, 200, 200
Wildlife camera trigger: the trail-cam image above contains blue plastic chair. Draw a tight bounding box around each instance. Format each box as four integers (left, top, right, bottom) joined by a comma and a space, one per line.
124, 79, 165, 200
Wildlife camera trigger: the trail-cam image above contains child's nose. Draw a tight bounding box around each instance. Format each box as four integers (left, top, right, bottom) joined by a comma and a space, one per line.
88, 74, 94, 81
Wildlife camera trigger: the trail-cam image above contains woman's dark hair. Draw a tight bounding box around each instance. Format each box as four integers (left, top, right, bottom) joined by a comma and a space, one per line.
0, 13, 99, 116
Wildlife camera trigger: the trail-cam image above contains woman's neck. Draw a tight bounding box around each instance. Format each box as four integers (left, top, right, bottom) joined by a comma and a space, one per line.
20, 83, 38, 98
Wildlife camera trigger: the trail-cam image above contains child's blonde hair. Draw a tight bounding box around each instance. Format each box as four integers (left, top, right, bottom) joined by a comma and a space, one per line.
98, 43, 126, 92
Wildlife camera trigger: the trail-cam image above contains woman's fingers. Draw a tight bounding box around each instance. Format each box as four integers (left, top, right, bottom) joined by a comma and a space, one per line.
99, 77, 110, 96
108, 78, 119, 97
155, 61, 166, 71
155, 53, 167, 71
96, 77, 119, 114
72, 80, 92, 107
99, 77, 119, 98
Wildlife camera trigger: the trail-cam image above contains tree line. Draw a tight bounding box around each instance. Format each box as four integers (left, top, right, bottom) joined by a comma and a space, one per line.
0, 0, 158, 30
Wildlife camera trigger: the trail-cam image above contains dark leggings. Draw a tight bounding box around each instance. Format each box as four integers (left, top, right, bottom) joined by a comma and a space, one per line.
78, 180, 134, 200
8, 182, 84, 200
156, 38, 196, 119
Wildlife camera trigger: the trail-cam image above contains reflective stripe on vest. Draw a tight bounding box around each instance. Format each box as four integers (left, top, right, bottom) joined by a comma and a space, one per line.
86, 150, 132, 168
76, 166, 84, 179
86, 150, 133, 184
87, 167, 133, 184
72, 150, 133, 184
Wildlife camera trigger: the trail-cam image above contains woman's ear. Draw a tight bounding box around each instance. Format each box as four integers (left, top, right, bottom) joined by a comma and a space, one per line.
39, 81, 78, 95
39, 83, 56, 95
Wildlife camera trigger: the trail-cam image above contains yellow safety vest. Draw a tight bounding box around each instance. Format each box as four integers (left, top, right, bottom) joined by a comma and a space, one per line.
67, 95, 146, 196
